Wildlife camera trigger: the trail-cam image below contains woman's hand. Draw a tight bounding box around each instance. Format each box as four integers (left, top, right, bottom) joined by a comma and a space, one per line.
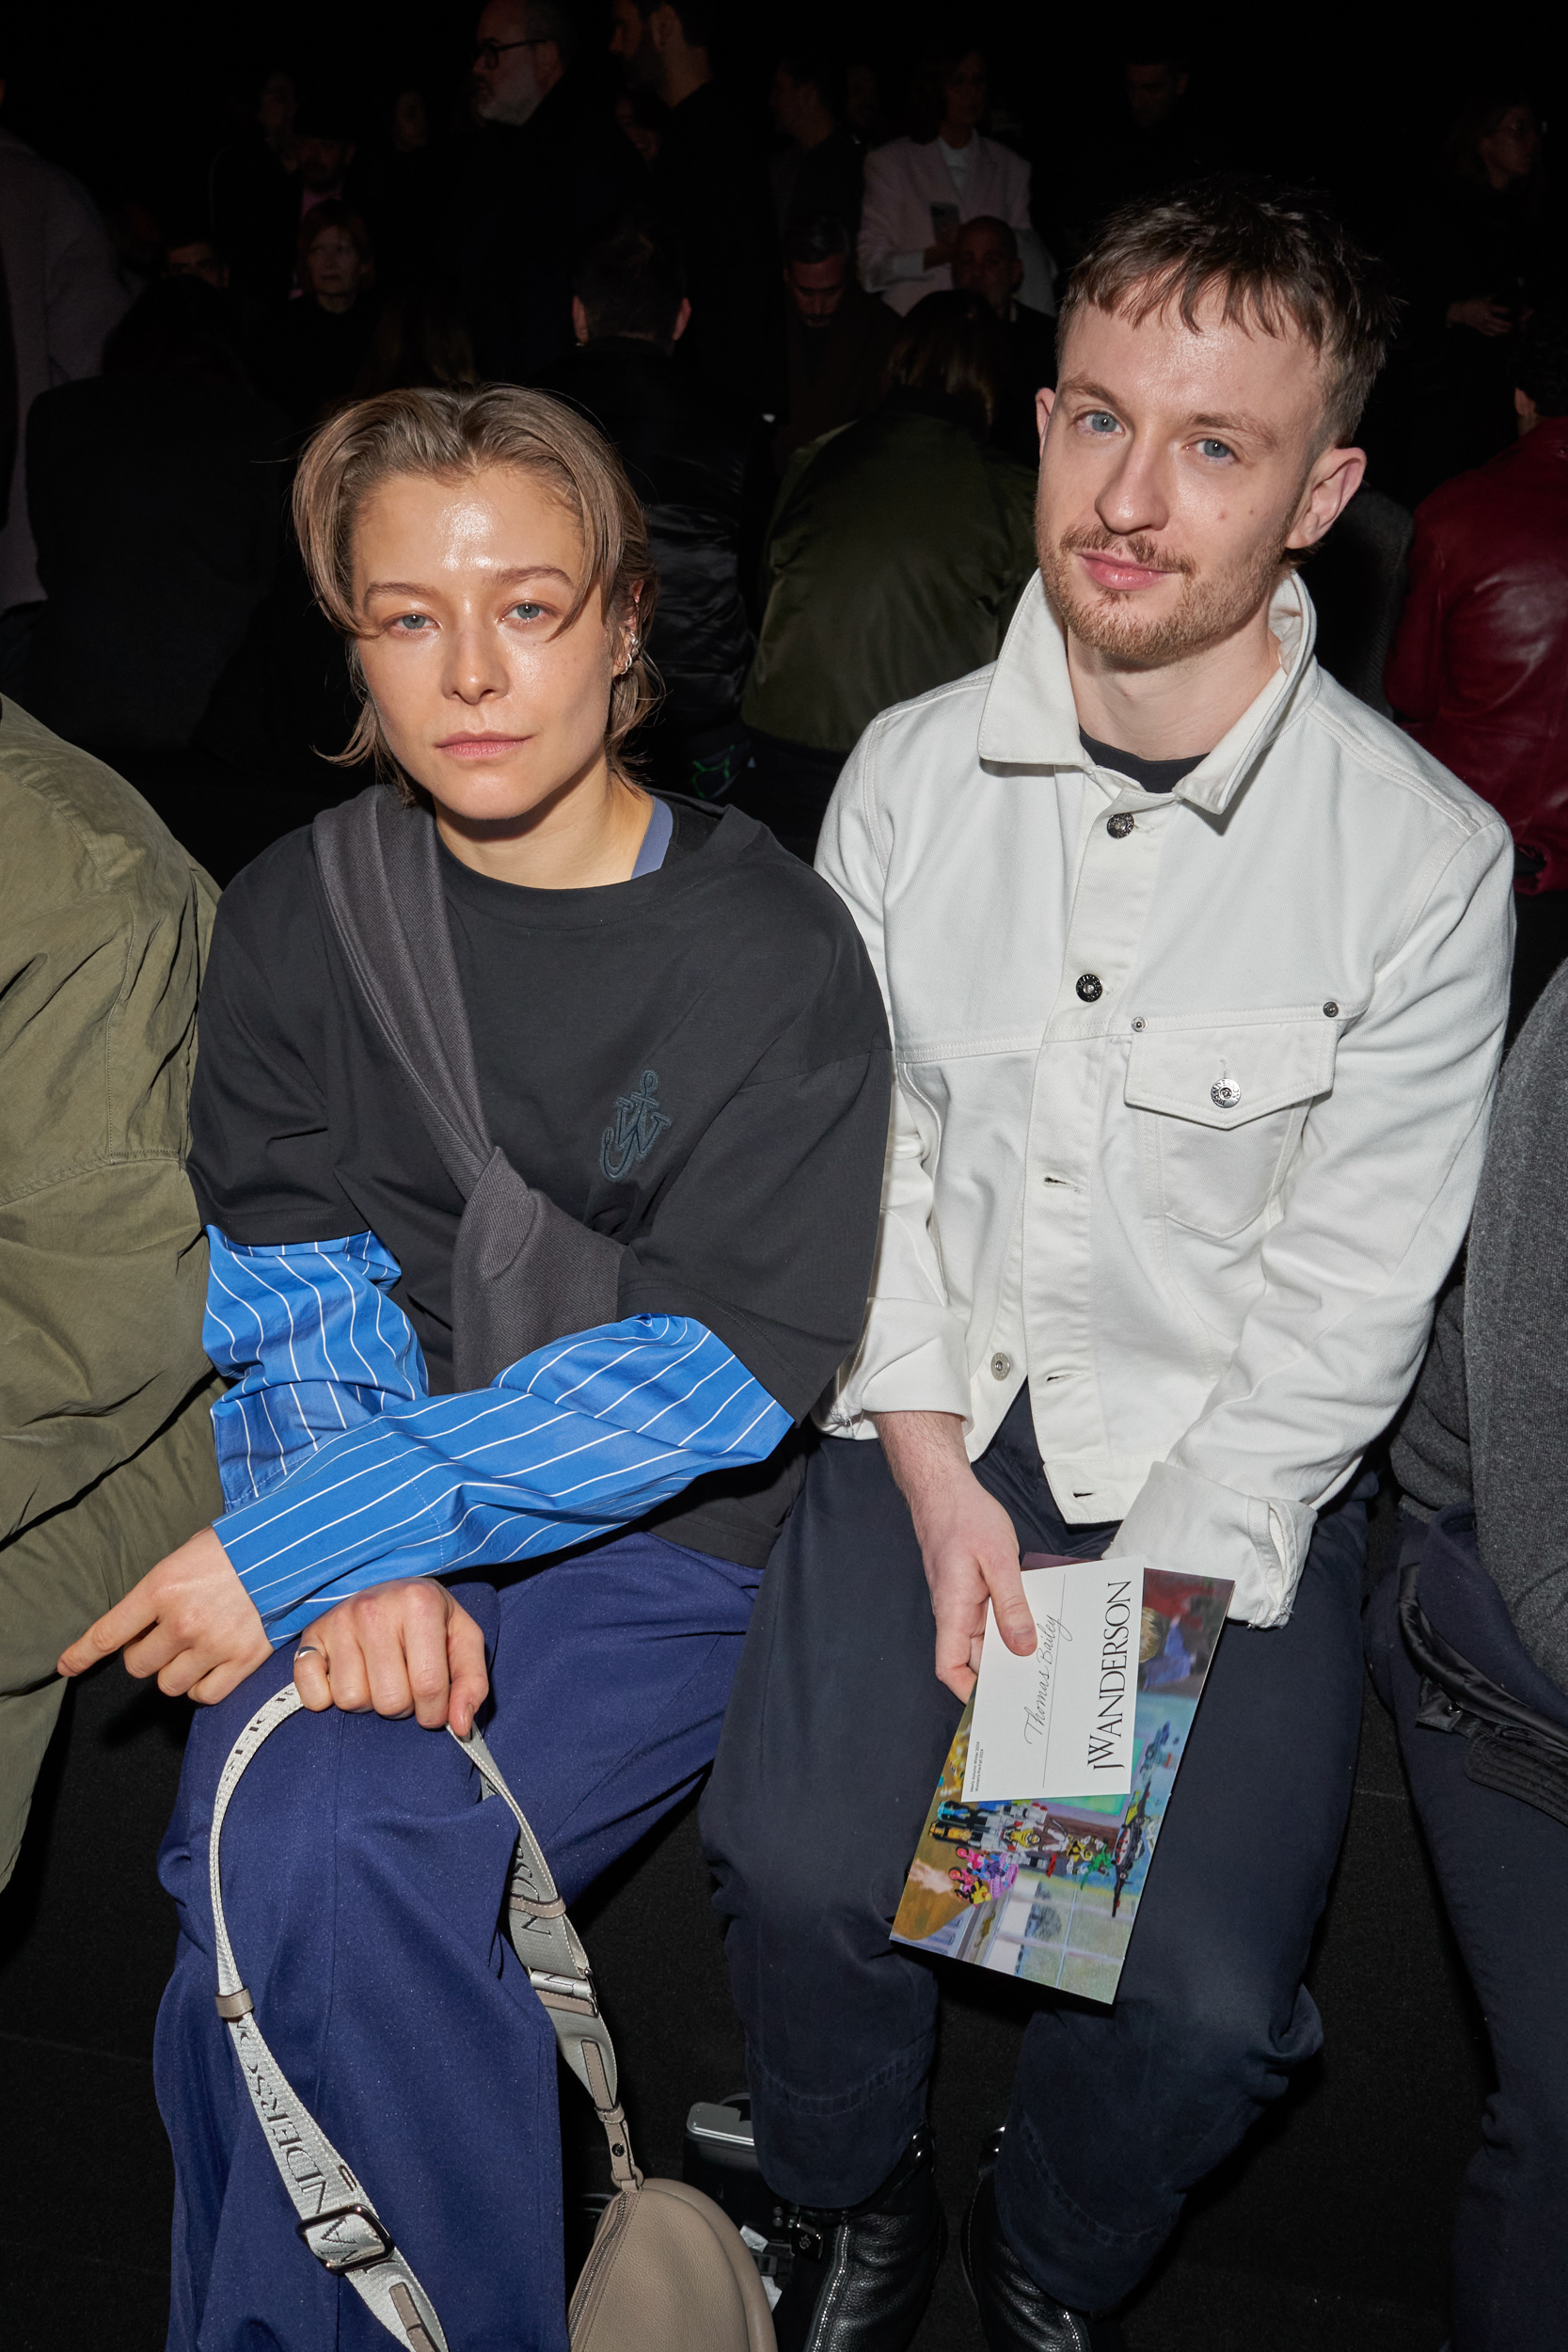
57, 1526, 272, 1705
293, 1580, 489, 1734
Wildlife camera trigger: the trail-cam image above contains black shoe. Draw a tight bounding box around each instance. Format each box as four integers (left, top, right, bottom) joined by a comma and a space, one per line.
768, 2125, 947, 2352
961, 2161, 1127, 2352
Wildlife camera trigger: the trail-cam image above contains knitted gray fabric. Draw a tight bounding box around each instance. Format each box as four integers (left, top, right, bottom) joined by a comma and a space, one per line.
1393, 955, 1568, 1689
1389, 1281, 1469, 1523
313, 786, 624, 1392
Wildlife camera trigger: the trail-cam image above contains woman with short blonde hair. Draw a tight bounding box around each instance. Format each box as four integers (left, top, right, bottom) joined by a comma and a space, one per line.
64, 384, 892, 2349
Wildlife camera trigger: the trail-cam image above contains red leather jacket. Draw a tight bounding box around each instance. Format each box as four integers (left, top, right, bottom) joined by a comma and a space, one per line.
1386, 418, 1568, 893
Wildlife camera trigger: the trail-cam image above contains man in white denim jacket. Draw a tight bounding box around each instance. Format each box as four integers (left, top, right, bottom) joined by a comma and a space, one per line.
818, 557, 1507, 1628
704, 183, 1513, 2352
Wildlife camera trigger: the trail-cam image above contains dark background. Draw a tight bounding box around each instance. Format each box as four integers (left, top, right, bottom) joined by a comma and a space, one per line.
2, 5, 1562, 295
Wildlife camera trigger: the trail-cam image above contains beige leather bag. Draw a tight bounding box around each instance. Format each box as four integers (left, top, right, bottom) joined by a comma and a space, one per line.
569, 2174, 776, 2351
460, 1721, 776, 2352
209, 1685, 774, 2352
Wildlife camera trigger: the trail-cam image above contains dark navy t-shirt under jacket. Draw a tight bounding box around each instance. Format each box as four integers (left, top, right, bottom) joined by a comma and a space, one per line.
188, 796, 892, 1568
1079, 728, 1209, 795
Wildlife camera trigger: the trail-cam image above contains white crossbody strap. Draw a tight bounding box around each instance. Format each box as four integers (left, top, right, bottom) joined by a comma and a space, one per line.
208, 1684, 450, 2352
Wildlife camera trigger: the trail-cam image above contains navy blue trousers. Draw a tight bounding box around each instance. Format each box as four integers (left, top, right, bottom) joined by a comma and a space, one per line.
154, 1532, 760, 2352
1366, 1530, 1568, 2352
702, 1401, 1370, 2313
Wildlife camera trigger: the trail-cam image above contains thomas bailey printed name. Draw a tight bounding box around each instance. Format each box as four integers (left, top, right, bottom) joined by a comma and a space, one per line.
962, 1557, 1145, 1803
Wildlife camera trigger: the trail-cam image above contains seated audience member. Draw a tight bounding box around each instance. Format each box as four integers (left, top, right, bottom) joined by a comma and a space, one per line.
951, 213, 1056, 464
355, 281, 478, 396
768, 41, 864, 240
1374, 960, 1568, 2352
858, 44, 1040, 318
539, 215, 760, 797
705, 181, 1513, 2352
1402, 96, 1544, 501
58, 385, 891, 2352
742, 289, 1035, 856
461, 0, 641, 383
1098, 48, 1213, 210
163, 227, 230, 289
292, 82, 362, 215
352, 82, 443, 293
0, 81, 129, 688
0, 697, 223, 1892
615, 0, 780, 406
24, 278, 286, 757
1386, 310, 1568, 1039
190, 522, 372, 869
1304, 485, 1413, 715
207, 65, 301, 305
614, 86, 666, 168
775, 211, 899, 464
844, 56, 891, 147
261, 201, 380, 430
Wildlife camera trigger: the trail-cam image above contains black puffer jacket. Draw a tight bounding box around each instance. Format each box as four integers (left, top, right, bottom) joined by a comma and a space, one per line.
539, 338, 760, 740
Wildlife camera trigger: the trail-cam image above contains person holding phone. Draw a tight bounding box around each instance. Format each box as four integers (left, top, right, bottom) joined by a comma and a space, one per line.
858, 44, 1040, 317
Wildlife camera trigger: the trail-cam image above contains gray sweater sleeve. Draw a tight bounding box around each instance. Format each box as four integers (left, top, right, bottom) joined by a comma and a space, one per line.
1464, 962, 1568, 1689
1390, 1277, 1471, 1520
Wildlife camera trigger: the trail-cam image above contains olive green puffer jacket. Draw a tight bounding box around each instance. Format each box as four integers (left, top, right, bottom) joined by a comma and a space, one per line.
742, 392, 1038, 755
0, 699, 224, 1886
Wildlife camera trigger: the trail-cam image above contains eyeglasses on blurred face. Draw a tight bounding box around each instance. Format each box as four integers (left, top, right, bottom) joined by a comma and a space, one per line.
474, 36, 550, 70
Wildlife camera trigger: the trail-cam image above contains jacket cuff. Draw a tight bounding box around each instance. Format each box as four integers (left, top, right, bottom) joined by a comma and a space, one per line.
1107, 1459, 1317, 1629
819, 1308, 973, 1433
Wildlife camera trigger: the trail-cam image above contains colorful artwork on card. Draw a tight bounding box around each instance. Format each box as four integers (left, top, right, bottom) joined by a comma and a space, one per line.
890, 1569, 1231, 2005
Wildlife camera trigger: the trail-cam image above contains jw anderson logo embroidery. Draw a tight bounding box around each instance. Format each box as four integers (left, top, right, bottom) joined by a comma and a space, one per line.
600, 1070, 673, 1181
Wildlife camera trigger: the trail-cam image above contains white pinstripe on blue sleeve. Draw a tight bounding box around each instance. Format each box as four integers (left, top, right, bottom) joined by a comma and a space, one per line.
205, 1232, 792, 1645
203, 1228, 428, 1509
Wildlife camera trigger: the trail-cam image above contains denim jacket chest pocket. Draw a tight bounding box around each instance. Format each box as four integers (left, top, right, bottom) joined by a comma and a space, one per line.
1124, 1009, 1342, 1241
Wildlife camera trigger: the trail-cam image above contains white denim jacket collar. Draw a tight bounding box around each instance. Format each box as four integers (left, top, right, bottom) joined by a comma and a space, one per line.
976, 569, 1321, 819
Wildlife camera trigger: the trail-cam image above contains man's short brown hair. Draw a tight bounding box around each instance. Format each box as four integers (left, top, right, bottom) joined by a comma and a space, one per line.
1056, 180, 1399, 447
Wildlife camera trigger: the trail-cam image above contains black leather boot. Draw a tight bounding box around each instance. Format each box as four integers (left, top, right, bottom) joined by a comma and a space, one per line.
961, 2162, 1128, 2352
768, 2125, 947, 2352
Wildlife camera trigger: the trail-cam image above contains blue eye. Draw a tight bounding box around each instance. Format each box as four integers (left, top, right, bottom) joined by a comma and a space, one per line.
391, 613, 432, 632
1085, 410, 1119, 434
1197, 437, 1234, 462
509, 601, 546, 622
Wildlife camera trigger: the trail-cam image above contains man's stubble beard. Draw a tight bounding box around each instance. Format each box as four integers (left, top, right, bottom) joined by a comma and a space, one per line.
1037, 516, 1291, 669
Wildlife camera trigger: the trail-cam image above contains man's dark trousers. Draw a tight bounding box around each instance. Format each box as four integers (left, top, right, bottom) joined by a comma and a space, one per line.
701, 1391, 1370, 2313
1366, 1555, 1568, 2352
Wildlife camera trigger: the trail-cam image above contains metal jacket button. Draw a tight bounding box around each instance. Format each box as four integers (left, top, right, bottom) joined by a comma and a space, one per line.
1211, 1077, 1242, 1108
1323, 1000, 1339, 1018
990, 1353, 1012, 1380
1075, 973, 1103, 1002
1106, 812, 1135, 838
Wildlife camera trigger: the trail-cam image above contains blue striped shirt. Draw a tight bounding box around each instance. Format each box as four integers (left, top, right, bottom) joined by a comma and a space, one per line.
204, 1229, 791, 1645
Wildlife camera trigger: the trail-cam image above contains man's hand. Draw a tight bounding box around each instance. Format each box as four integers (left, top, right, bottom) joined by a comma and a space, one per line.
293, 1580, 488, 1734
1447, 295, 1513, 337
57, 1526, 272, 1706
874, 1410, 1037, 1700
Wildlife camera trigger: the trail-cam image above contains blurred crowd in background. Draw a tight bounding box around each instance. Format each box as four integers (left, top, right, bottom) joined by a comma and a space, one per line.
0, 4, 1563, 974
